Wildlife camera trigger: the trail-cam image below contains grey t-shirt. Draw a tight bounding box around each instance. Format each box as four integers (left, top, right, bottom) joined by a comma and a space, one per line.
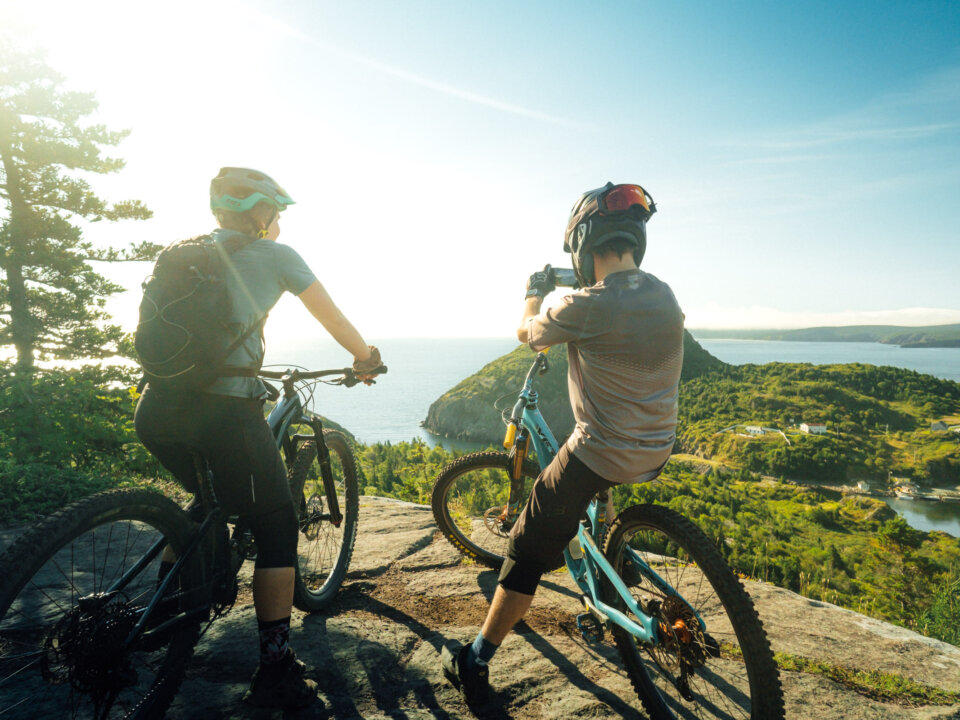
526, 269, 684, 483
204, 229, 317, 399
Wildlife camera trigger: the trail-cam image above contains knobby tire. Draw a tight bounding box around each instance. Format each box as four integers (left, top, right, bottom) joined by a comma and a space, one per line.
0, 489, 205, 720
601, 504, 784, 720
431, 451, 540, 570
287, 429, 359, 612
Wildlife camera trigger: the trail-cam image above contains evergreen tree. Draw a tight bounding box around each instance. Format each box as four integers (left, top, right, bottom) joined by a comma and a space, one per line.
0, 45, 160, 371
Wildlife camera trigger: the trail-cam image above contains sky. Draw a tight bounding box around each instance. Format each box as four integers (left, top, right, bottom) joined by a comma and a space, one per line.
2, 0, 960, 345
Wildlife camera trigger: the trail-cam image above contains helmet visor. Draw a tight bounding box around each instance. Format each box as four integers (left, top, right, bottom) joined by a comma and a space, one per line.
599, 184, 654, 216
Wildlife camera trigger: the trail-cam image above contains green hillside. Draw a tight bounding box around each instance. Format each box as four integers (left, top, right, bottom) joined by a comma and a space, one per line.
422, 330, 724, 443
691, 323, 960, 347
424, 334, 960, 485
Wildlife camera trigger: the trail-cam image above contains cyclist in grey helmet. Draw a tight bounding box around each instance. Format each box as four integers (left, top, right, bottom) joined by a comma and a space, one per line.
136, 167, 382, 710
441, 182, 684, 706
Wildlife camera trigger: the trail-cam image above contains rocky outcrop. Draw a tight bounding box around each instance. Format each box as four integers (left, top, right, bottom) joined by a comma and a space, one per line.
158, 497, 959, 719
423, 331, 725, 445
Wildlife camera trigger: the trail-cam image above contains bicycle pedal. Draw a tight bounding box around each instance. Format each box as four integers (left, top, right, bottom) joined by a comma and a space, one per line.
575, 612, 605, 643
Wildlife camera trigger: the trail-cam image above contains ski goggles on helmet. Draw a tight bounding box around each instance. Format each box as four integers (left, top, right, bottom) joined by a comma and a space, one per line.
597, 183, 656, 218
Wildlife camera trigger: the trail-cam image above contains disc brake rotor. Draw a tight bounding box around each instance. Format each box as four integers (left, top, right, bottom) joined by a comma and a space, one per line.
482, 506, 512, 537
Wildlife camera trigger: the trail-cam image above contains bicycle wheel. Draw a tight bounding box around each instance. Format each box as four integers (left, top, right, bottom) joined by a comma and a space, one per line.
0, 489, 206, 719
601, 504, 784, 720
287, 429, 359, 612
431, 451, 540, 570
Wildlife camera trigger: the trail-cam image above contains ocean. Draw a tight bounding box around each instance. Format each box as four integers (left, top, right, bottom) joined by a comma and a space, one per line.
264, 335, 960, 535
265, 336, 960, 444
263, 337, 518, 445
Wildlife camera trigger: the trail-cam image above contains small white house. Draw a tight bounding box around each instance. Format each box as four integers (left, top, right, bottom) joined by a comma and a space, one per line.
800, 422, 827, 435
745, 425, 764, 435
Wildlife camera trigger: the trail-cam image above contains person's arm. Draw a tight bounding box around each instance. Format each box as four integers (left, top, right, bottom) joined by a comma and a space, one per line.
516, 296, 543, 344
298, 280, 371, 362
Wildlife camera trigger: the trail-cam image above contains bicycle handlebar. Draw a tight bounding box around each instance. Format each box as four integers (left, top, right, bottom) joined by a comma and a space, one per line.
259, 365, 388, 382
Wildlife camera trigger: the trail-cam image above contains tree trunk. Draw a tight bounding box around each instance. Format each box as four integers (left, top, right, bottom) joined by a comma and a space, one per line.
0, 131, 36, 372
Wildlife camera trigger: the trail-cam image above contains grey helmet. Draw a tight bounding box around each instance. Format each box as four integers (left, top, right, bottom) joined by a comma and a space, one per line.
209, 167, 295, 215
563, 182, 656, 286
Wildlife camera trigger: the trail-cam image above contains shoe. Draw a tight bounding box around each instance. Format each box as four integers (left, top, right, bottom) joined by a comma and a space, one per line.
243, 650, 319, 709
441, 642, 490, 706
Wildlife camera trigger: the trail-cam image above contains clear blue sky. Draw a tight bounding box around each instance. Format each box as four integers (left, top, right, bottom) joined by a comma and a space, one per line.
4, 0, 960, 338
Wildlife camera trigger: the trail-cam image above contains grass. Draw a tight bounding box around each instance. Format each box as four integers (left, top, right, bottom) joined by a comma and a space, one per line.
774, 651, 960, 706
724, 644, 959, 706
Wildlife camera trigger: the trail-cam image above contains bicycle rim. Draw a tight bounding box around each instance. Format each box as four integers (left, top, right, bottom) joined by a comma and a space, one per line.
0, 489, 204, 719
431, 452, 539, 569
602, 504, 784, 720
289, 430, 359, 612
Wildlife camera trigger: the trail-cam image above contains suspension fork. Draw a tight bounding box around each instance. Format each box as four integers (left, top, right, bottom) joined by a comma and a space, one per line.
503, 424, 531, 523
298, 417, 343, 527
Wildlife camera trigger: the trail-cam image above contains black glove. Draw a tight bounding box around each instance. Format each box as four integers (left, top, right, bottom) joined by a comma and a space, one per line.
353, 346, 382, 375
525, 265, 556, 299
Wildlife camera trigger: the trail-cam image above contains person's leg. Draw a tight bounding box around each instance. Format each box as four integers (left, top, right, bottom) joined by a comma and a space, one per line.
199, 397, 317, 708
444, 445, 614, 703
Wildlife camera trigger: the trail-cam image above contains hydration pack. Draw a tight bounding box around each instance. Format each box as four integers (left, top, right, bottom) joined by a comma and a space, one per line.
135, 234, 263, 392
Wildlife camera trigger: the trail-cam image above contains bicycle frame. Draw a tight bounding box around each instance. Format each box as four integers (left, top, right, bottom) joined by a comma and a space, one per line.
127, 370, 348, 646
505, 352, 701, 648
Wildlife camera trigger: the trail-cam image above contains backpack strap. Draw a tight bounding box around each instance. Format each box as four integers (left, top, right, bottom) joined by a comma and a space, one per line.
214, 233, 268, 379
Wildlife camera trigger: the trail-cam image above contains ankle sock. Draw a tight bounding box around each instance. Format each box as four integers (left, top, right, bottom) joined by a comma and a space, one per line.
466, 631, 499, 669
258, 616, 291, 666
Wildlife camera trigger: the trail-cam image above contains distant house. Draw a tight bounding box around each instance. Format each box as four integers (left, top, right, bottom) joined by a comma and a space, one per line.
800, 422, 827, 435
931, 421, 949, 432
745, 425, 764, 435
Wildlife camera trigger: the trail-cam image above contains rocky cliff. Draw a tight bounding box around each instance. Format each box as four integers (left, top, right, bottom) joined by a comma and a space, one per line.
179, 498, 960, 718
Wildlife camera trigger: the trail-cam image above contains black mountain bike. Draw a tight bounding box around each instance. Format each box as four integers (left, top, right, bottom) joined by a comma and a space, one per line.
0, 365, 383, 719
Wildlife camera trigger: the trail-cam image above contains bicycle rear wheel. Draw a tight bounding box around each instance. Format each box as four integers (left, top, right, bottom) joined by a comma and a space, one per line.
0, 489, 205, 719
287, 429, 359, 612
601, 504, 784, 720
431, 451, 540, 569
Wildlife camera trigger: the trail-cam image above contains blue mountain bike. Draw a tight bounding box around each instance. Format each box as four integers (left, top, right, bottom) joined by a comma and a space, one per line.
431, 352, 784, 719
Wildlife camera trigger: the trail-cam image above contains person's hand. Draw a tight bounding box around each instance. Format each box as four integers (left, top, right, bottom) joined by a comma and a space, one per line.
525, 265, 556, 299
353, 346, 382, 384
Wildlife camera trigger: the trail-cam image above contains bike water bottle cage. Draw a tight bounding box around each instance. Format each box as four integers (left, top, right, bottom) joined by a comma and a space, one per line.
563, 182, 656, 286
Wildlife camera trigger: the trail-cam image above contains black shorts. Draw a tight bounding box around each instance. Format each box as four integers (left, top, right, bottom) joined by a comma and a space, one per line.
134, 387, 292, 517
499, 444, 615, 595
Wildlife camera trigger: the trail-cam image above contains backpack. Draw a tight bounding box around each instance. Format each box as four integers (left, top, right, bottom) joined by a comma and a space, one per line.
135, 234, 265, 392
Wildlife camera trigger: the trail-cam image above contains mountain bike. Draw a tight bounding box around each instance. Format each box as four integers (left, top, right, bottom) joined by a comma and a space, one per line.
431, 352, 784, 719
0, 364, 383, 719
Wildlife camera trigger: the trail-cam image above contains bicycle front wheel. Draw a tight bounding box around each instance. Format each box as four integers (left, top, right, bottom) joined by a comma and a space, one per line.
602, 504, 784, 720
0, 489, 205, 719
431, 451, 540, 569
287, 429, 359, 612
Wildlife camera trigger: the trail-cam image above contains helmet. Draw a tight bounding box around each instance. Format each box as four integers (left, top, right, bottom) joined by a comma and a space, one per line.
209, 167, 295, 215
563, 182, 656, 286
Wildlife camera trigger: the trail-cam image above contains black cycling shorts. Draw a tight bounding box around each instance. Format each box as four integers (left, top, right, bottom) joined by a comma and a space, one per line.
498, 444, 615, 595
134, 387, 293, 518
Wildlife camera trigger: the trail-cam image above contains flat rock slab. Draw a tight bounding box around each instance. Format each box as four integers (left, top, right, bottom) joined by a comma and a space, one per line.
164, 497, 960, 719
5, 497, 959, 718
